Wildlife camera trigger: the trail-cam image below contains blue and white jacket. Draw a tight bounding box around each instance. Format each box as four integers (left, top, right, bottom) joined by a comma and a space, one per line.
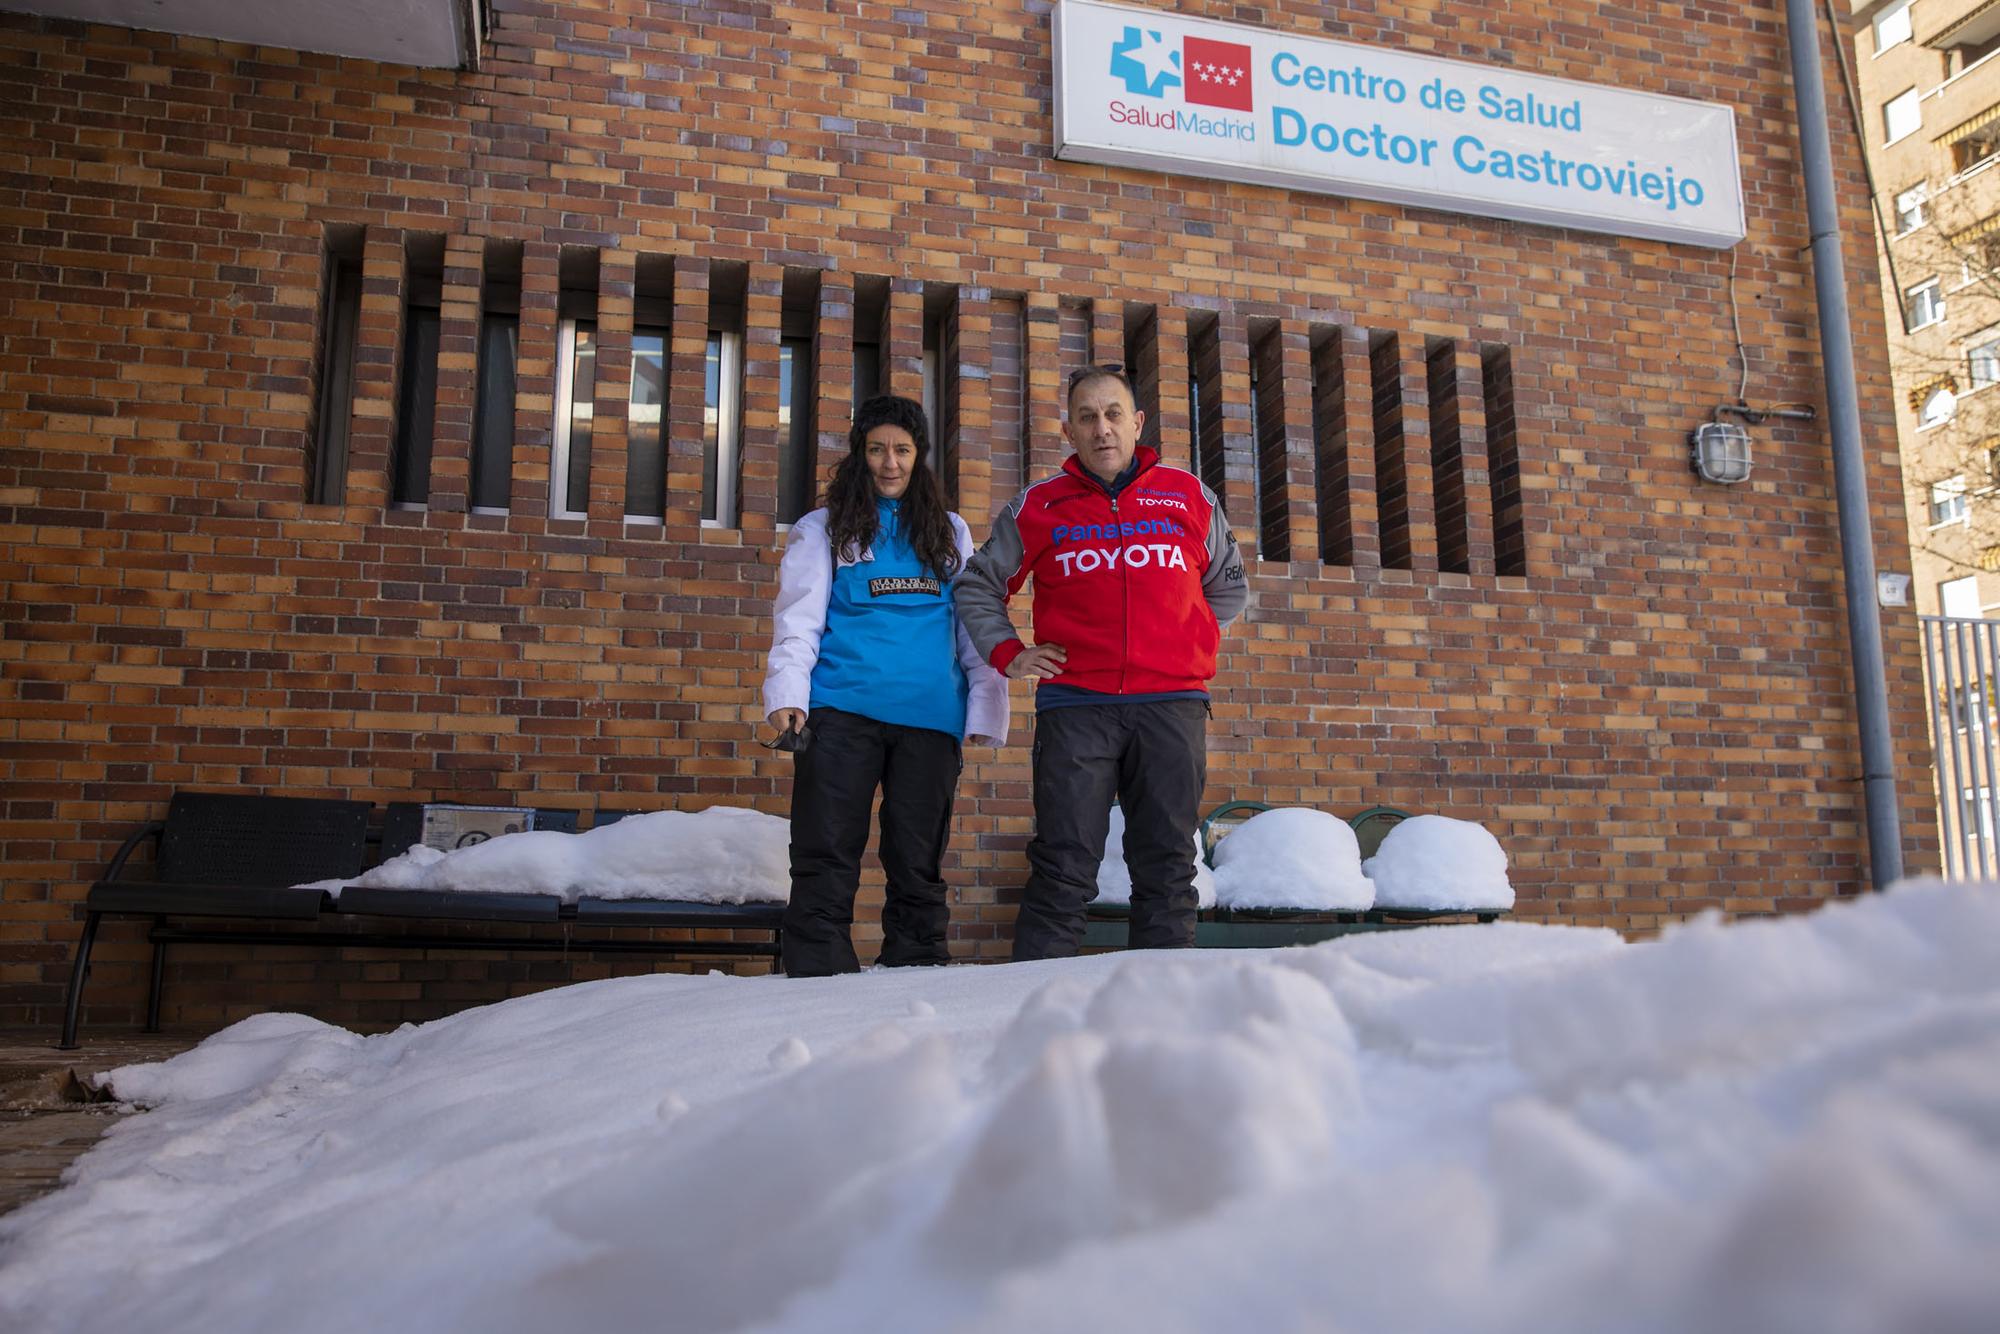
762, 500, 1010, 744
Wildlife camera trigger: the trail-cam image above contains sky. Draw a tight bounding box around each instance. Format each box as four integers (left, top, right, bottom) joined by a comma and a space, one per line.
1, 869, 1993, 1334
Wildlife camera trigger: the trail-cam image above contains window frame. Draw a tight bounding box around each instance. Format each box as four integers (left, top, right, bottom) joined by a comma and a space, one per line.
1908, 276, 1946, 330
1895, 181, 1930, 233
468, 311, 520, 517
625, 326, 670, 524
702, 328, 745, 528
1932, 474, 1971, 526
1885, 87, 1922, 145
1873, 1, 1914, 56
550, 317, 598, 520
1971, 334, 2000, 391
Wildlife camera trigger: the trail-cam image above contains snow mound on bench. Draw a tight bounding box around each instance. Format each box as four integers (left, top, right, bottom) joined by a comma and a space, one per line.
1363, 813, 1514, 911
1090, 804, 1216, 909
302, 806, 790, 905
1212, 807, 1374, 910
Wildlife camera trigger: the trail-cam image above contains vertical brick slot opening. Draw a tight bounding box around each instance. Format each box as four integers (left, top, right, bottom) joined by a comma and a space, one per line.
704, 262, 749, 527
627, 253, 674, 522
1483, 343, 1525, 577
391, 233, 445, 508
470, 240, 523, 514
991, 295, 1026, 501
1250, 318, 1290, 562
851, 275, 888, 406
309, 225, 365, 505
1188, 310, 1225, 503
1124, 302, 1161, 455
551, 247, 600, 520
1370, 329, 1410, 570
778, 269, 820, 525
924, 283, 955, 501
1310, 323, 1351, 567
1427, 336, 1469, 575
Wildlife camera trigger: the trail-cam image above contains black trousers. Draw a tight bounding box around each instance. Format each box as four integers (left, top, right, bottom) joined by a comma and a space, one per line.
783, 706, 963, 977
1012, 699, 1207, 960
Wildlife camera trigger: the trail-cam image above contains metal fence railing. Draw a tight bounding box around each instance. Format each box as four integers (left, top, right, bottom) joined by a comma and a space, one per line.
1921, 615, 2000, 879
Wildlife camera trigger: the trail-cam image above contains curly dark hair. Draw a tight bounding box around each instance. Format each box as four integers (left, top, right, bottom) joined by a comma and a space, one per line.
823, 394, 960, 579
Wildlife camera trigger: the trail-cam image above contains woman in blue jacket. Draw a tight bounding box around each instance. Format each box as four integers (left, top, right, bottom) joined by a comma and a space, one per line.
762, 395, 1008, 976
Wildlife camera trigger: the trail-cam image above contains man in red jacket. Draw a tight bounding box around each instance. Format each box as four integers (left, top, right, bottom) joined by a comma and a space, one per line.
956, 364, 1247, 958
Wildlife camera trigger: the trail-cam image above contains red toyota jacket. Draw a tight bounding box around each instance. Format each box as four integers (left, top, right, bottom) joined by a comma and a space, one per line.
954, 447, 1247, 695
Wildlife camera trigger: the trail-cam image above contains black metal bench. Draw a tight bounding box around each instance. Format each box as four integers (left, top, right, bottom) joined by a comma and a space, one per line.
1081, 902, 1502, 950
1082, 801, 1502, 948
60, 792, 785, 1049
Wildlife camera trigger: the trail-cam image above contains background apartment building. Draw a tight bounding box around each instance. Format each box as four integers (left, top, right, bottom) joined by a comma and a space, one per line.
1853, 0, 2000, 869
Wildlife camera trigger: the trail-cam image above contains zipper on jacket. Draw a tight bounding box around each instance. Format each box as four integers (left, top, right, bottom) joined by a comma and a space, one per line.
1111, 495, 1129, 694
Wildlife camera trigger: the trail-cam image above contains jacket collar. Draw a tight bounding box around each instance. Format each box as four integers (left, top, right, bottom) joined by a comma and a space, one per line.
1063, 445, 1158, 496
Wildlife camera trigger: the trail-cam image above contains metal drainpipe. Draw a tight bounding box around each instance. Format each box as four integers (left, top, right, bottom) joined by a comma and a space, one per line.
1783, 0, 1905, 889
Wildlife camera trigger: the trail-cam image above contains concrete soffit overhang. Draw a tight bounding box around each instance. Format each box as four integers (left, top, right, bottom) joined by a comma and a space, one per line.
1927, 0, 2000, 51
0, 0, 485, 69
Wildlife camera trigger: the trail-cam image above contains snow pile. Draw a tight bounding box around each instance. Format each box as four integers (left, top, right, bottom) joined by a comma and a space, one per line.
5, 880, 2000, 1334
302, 807, 790, 905
1211, 806, 1374, 910
1364, 813, 1515, 911
1091, 804, 1217, 908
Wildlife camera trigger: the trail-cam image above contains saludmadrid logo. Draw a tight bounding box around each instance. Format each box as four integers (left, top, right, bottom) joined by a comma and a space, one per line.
1106, 24, 1257, 142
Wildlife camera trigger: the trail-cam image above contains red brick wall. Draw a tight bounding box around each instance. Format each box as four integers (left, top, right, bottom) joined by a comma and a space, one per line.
0, 2, 1940, 1032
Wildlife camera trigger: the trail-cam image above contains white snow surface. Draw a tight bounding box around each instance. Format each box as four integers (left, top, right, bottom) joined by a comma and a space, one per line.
1366, 813, 1517, 912
1090, 803, 1217, 908
299, 806, 791, 905
1212, 807, 1374, 910
6, 879, 2000, 1334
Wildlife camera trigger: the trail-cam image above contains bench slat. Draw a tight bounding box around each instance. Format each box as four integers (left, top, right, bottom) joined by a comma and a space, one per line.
334, 888, 564, 923
88, 881, 329, 921
574, 898, 786, 928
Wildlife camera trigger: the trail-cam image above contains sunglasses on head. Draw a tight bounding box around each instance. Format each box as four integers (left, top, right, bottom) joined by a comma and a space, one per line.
1066, 362, 1125, 391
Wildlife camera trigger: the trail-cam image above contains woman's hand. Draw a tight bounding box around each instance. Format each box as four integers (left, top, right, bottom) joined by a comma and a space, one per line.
767, 707, 807, 735
1006, 644, 1066, 681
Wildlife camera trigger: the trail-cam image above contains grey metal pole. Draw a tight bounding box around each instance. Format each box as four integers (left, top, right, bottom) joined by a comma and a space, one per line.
1784, 0, 1904, 889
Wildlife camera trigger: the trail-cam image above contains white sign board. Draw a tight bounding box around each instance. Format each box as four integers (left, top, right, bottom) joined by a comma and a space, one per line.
1053, 0, 1745, 249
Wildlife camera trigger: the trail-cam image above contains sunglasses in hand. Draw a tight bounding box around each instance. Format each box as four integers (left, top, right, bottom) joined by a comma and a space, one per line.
761, 720, 813, 753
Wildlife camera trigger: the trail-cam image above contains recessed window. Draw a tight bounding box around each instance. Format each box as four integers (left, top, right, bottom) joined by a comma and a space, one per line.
1874, 1, 1913, 55
1972, 336, 2000, 389
1933, 475, 1970, 525
1885, 87, 1922, 144
551, 317, 597, 519
702, 330, 744, 526
1943, 574, 1983, 619
1922, 384, 1958, 428
777, 336, 816, 525
627, 328, 668, 522
391, 237, 445, 510
469, 311, 519, 514
1908, 277, 1946, 329
309, 230, 364, 505
1895, 182, 1929, 232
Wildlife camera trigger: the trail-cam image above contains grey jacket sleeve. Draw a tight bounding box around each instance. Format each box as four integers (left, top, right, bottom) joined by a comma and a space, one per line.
953, 490, 1031, 668
1199, 482, 1248, 629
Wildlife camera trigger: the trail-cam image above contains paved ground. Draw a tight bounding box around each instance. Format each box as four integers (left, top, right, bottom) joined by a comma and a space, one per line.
0, 1029, 210, 1219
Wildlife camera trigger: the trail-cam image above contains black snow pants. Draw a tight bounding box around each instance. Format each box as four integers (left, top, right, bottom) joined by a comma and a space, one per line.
783, 706, 963, 977
1011, 698, 1207, 960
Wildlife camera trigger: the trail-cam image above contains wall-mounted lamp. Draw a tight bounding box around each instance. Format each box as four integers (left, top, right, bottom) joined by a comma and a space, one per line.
1689, 403, 1818, 485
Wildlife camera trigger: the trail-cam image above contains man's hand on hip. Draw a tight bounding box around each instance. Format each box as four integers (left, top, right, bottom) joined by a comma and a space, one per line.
1007, 644, 1067, 681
